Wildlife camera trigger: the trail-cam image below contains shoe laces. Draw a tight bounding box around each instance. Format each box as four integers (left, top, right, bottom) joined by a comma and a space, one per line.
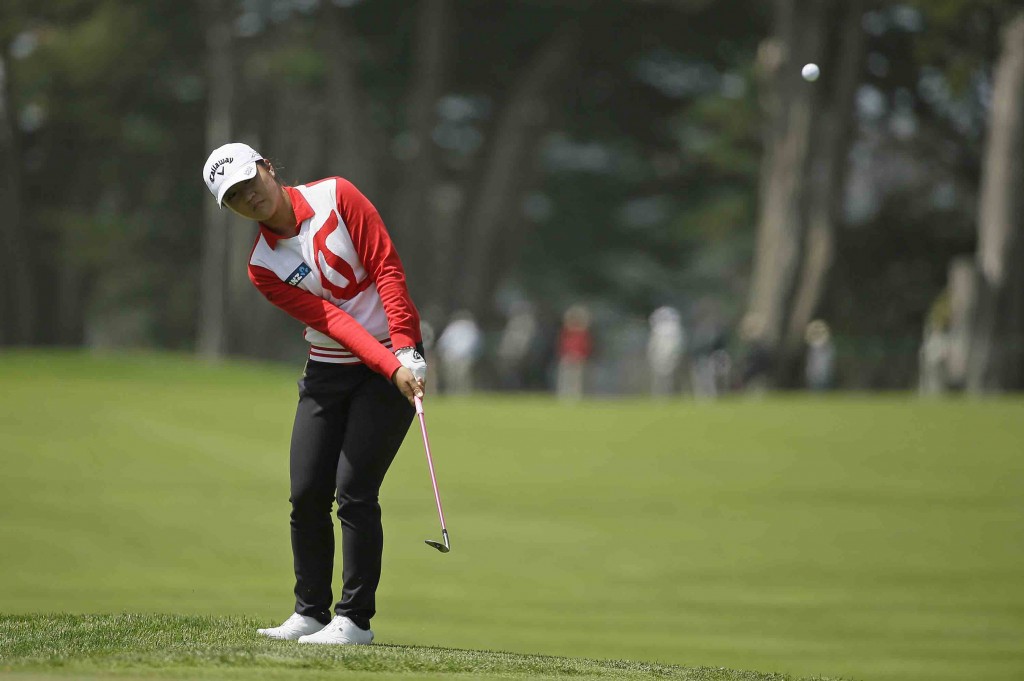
323, 616, 347, 632
282, 613, 309, 628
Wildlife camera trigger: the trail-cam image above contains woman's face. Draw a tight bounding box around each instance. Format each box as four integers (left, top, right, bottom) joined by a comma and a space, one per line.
222, 163, 280, 221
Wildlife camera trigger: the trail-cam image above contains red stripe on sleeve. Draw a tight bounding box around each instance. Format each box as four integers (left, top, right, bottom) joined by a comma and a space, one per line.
335, 178, 421, 350
248, 263, 402, 379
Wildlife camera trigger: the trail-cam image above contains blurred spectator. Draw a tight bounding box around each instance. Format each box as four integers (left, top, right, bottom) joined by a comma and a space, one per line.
647, 306, 686, 397
737, 313, 772, 395
804, 319, 836, 391
711, 348, 733, 394
496, 302, 539, 391
556, 305, 593, 401
436, 310, 482, 394
420, 319, 436, 352
690, 299, 729, 398
919, 291, 951, 395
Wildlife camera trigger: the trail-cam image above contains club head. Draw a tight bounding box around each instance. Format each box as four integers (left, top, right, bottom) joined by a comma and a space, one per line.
424, 529, 450, 553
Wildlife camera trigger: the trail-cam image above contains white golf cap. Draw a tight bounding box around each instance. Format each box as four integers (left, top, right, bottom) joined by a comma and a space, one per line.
202, 142, 264, 206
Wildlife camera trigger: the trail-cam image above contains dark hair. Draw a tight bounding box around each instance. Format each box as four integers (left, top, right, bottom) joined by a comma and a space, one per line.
256, 159, 285, 187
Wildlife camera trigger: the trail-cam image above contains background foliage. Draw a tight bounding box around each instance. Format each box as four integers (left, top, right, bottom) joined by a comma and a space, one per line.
1, 0, 1021, 389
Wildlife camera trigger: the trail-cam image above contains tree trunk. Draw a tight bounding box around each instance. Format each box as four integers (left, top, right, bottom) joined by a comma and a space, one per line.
745, 0, 826, 357
781, 0, 865, 377
967, 11, 1024, 392
421, 182, 465, 321
321, 3, 383, 199
271, 20, 326, 184
389, 0, 453, 294
456, 25, 580, 318
197, 0, 234, 359
225, 35, 283, 361
0, 50, 35, 345
226, 18, 329, 359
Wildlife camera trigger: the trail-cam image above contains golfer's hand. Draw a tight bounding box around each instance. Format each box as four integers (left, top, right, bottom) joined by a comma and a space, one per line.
392, 366, 425, 405
395, 346, 428, 383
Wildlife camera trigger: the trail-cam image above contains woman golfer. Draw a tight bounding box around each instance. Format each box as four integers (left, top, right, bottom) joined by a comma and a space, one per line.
202, 142, 427, 645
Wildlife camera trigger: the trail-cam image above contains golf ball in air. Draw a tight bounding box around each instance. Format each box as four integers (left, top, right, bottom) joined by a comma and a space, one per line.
801, 63, 820, 81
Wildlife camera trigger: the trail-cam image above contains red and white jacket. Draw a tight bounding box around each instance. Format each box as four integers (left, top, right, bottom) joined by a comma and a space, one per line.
247, 177, 420, 379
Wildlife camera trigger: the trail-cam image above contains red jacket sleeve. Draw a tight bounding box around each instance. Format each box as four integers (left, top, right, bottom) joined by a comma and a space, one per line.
248, 264, 402, 379
335, 178, 422, 350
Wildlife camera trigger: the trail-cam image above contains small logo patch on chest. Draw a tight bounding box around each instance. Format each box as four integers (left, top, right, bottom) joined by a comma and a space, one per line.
286, 263, 312, 286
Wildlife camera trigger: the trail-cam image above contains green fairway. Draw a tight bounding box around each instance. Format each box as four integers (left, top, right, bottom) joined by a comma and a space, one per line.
0, 351, 1022, 681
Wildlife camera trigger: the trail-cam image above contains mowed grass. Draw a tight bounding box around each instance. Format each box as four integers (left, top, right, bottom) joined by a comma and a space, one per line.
0, 614, 804, 681
0, 350, 1022, 681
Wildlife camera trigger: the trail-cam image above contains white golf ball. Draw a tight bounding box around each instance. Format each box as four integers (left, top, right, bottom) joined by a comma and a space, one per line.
801, 63, 820, 82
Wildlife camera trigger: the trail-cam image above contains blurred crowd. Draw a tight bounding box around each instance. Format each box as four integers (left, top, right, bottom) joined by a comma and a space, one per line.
419, 298, 839, 398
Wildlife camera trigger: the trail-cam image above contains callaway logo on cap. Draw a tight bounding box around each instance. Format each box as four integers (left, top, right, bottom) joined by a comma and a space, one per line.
202, 142, 264, 207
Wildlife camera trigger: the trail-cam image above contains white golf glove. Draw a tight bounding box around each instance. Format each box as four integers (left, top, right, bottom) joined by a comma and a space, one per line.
395, 346, 427, 384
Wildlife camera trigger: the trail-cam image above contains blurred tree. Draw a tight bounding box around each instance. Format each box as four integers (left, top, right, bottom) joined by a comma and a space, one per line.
198, 0, 236, 359
821, 0, 1020, 388
743, 0, 866, 387
781, 0, 866, 382
966, 10, 1024, 391
2, 0, 207, 349
388, 0, 452, 295
319, 1, 384, 198
0, 32, 34, 344
506, 0, 766, 317
2, 0, 1017, 392
312, 0, 770, 330
456, 22, 580, 316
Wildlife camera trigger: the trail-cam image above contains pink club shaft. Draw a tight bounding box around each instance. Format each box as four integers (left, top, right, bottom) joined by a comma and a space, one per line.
414, 396, 450, 552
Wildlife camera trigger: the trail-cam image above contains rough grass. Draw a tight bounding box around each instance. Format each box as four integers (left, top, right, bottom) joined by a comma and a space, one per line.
0, 351, 1022, 681
0, 614, 827, 680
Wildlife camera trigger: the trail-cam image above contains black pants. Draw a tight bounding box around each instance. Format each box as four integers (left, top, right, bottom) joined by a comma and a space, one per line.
289, 359, 414, 629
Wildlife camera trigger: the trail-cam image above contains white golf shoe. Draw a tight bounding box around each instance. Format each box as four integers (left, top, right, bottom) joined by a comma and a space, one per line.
257, 613, 327, 641
298, 615, 374, 645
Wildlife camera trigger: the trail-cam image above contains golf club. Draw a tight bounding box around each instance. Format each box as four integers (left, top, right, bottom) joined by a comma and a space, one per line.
414, 395, 450, 553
